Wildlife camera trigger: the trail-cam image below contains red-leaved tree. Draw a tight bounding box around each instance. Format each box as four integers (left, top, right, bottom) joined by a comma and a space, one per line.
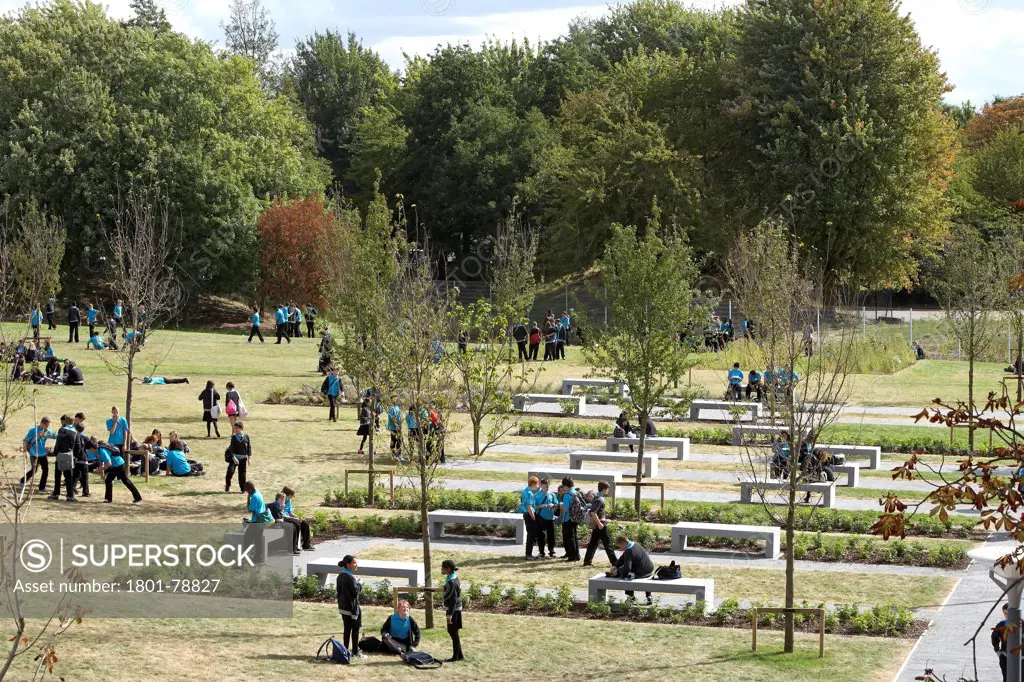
257, 195, 334, 308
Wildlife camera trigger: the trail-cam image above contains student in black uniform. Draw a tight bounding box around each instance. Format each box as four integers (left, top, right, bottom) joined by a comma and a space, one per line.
582, 481, 618, 566
305, 304, 317, 338
336, 555, 366, 659
441, 559, 464, 662
224, 420, 251, 493
609, 535, 655, 603
67, 302, 81, 343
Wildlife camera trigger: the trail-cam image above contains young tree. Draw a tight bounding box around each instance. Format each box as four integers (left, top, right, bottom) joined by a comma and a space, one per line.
388, 247, 458, 629
927, 230, 1004, 450
257, 196, 334, 311
726, 218, 856, 654
489, 208, 538, 321
103, 190, 183, 442
585, 207, 707, 515
322, 191, 401, 507
6, 198, 66, 328
221, 0, 279, 84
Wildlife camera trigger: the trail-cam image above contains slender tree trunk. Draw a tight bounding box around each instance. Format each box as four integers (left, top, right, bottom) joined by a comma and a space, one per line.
473, 416, 481, 458
367, 418, 375, 507
968, 328, 976, 451
420, 467, 434, 629
784, 434, 797, 653
125, 352, 135, 439
635, 412, 646, 516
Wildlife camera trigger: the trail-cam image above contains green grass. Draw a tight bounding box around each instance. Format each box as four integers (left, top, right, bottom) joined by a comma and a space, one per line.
22, 602, 912, 681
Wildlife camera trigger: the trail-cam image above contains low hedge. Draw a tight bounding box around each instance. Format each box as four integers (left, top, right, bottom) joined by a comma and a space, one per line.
293, 576, 921, 638
320, 486, 975, 539
305, 509, 970, 568
517, 419, 985, 456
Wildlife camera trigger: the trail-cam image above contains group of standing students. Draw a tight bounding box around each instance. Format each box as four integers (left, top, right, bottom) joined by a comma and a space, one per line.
336, 555, 464, 662
246, 303, 318, 344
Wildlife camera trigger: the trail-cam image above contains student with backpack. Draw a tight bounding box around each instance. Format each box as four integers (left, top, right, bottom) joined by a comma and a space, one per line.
441, 559, 464, 662
380, 600, 421, 652
224, 420, 252, 493
321, 368, 342, 422
337, 555, 366, 659
224, 382, 244, 429
528, 322, 540, 361
560, 476, 584, 562
48, 415, 80, 502
93, 436, 143, 504
199, 381, 221, 438
582, 481, 617, 566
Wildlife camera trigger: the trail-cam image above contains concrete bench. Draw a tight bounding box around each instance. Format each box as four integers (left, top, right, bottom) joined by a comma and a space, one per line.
731, 425, 810, 446
606, 436, 690, 461
569, 450, 659, 478
819, 444, 881, 470
671, 521, 781, 558
689, 400, 760, 421
305, 558, 423, 587
528, 468, 623, 485
513, 393, 586, 415
588, 573, 714, 613
832, 463, 860, 487
561, 378, 629, 397
739, 480, 837, 508
427, 510, 526, 545
223, 525, 291, 563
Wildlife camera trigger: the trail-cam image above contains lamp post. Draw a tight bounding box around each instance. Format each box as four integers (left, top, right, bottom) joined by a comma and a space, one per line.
970, 541, 1023, 682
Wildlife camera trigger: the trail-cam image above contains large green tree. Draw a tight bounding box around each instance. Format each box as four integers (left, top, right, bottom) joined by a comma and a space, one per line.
735, 0, 956, 290
0, 0, 328, 297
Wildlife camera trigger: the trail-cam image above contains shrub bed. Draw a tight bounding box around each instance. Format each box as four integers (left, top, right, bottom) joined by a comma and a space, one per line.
304, 510, 970, 568
320, 486, 976, 539
293, 576, 924, 638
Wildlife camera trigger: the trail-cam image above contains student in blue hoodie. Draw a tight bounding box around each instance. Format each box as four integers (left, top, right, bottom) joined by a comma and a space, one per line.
726, 363, 745, 401
518, 476, 541, 560
274, 305, 290, 344
535, 479, 558, 558
247, 306, 264, 344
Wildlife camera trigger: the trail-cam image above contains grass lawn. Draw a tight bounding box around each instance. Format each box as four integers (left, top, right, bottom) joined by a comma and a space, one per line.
15, 603, 912, 682
356, 546, 953, 609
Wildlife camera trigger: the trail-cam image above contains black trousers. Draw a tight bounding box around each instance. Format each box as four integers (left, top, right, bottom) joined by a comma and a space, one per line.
538, 518, 556, 555
528, 343, 538, 360
557, 342, 565, 359
283, 516, 311, 549
45, 312, 55, 329
543, 343, 553, 360
562, 520, 580, 560
584, 525, 617, 565
447, 611, 464, 660
248, 325, 264, 343
105, 464, 142, 502
389, 432, 402, 457
51, 467, 74, 499
32, 324, 39, 341
67, 322, 79, 343
342, 614, 361, 654
517, 341, 528, 361
1000, 653, 1007, 682
225, 457, 248, 492
20, 455, 49, 490
73, 461, 90, 496
306, 320, 314, 338
275, 323, 290, 343
524, 513, 540, 558
327, 395, 338, 422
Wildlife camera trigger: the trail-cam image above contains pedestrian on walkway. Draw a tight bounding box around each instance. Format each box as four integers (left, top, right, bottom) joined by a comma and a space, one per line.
582, 481, 617, 566
560, 476, 582, 562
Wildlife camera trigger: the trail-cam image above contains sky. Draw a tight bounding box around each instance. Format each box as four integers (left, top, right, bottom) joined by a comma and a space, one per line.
1, 0, 1022, 105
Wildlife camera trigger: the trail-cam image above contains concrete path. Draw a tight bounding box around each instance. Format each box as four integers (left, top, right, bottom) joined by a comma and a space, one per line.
896, 535, 1009, 682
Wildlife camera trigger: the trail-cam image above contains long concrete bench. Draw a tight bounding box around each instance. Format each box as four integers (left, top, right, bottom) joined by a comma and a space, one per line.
561, 378, 629, 397
305, 558, 423, 587
606, 436, 690, 461
832, 463, 860, 487
819, 444, 881, 470
588, 573, 714, 613
689, 399, 760, 421
528, 468, 623, 485
739, 480, 837, 508
513, 393, 586, 415
427, 510, 526, 545
569, 450, 659, 478
671, 521, 781, 558
731, 424, 811, 446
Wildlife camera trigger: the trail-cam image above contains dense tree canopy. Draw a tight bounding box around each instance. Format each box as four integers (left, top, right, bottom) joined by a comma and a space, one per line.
0, 0, 328, 297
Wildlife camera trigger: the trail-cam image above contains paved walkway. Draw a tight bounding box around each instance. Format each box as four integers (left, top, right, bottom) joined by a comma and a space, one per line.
896, 535, 1008, 681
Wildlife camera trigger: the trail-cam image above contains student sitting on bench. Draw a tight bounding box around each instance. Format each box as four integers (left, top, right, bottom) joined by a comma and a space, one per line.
607, 535, 656, 604
380, 599, 421, 652
726, 363, 744, 400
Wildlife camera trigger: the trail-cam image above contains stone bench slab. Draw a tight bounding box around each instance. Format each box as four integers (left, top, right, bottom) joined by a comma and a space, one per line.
690, 400, 761, 421
306, 559, 424, 587
569, 450, 658, 478
606, 437, 690, 461
588, 574, 714, 613
427, 510, 526, 545
739, 480, 837, 508
819, 444, 881, 470
514, 394, 587, 415
561, 378, 629, 397
528, 468, 623, 485
671, 522, 780, 558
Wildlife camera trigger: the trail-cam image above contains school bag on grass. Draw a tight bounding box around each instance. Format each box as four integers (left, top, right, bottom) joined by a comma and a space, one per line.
358, 636, 381, 653
402, 650, 443, 669
315, 637, 350, 664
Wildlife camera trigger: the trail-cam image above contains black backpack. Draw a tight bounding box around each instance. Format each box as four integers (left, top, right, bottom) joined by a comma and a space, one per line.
402, 650, 443, 670
358, 636, 381, 653
656, 561, 681, 580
